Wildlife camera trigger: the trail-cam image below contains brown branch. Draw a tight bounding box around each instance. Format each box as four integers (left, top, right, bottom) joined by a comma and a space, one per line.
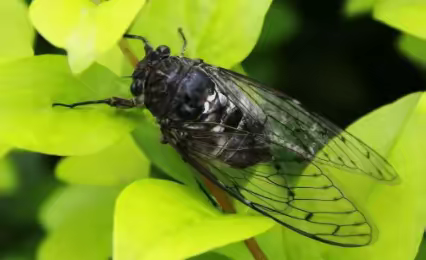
244, 238, 268, 260
119, 36, 268, 260
200, 175, 235, 213
119, 38, 139, 68
200, 175, 268, 260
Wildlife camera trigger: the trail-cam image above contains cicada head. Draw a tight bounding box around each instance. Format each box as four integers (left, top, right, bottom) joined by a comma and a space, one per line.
129, 45, 172, 98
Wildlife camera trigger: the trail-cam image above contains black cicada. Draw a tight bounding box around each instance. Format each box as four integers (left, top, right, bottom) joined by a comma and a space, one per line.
53, 29, 399, 247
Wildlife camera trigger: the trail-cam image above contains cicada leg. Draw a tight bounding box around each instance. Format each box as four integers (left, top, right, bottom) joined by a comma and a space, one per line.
52, 97, 138, 109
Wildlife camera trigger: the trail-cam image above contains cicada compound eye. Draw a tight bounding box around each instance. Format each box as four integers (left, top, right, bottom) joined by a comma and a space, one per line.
130, 79, 144, 96
156, 45, 171, 58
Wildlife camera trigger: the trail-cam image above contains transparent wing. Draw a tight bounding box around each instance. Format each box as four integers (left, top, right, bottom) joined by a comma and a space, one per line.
171, 127, 374, 247
199, 64, 399, 182
167, 64, 398, 247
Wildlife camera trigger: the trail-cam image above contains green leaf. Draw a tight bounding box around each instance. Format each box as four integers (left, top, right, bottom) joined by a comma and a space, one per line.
194, 227, 285, 260
29, 0, 146, 73
231, 64, 247, 75
255, 225, 286, 260
189, 252, 232, 260
38, 185, 121, 260
113, 179, 274, 260
373, 0, 426, 40
0, 144, 12, 158
56, 134, 150, 186
0, 55, 139, 155
415, 237, 426, 260
344, 0, 377, 16
97, 44, 125, 76
0, 157, 18, 196
255, 1, 299, 50
210, 241, 257, 260
398, 34, 426, 67
0, 0, 34, 64
126, 0, 272, 69
132, 118, 198, 188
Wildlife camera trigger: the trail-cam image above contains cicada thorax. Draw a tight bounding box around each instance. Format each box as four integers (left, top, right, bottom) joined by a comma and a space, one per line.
142, 56, 271, 168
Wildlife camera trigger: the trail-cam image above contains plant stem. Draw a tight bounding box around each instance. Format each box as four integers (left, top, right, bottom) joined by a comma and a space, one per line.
119, 39, 139, 68
200, 175, 268, 260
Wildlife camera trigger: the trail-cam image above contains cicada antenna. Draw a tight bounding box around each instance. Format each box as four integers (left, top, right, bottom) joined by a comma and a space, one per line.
178, 28, 187, 56
123, 34, 153, 55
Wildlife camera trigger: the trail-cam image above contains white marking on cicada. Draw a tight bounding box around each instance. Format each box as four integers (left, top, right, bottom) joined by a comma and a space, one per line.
218, 92, 228, 106
203, 102, 210, 113
212, 125, 225, 133
207, 91, 217, 102
155, 70, 170, 79
292, 99, 301, 105
227, 100, 236, 112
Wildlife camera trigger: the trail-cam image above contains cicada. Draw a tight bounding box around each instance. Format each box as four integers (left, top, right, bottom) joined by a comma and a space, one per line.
53, 29, 399, 247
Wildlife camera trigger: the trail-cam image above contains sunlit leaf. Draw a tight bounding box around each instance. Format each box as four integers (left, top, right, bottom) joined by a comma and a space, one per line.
189, 252, 232, 260
208, 241, 259, 260
29, 0, 146, 73
374, 0, 426, 40
38, 185, 121, 260
254, 225, 286, 260
56, 135, 150, 186
97, 44, 125, 76
114, 179, 274, 260
0, 0, 34, 64
124, 0, 271, 69
0, 55, 140, 155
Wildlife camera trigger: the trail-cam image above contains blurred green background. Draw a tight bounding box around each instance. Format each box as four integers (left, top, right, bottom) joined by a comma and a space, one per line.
1, 0, 426, 259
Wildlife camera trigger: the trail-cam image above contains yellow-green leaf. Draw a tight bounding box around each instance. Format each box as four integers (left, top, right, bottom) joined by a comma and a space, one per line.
38, 185, 121, 260
374, 0, 426, 40
126, 0, 272, 69
0, 55, 139, 155
0, 0, 34, 64
29, 0, 146, 73
56, 135, 150, 186
114, 179, 274, 260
